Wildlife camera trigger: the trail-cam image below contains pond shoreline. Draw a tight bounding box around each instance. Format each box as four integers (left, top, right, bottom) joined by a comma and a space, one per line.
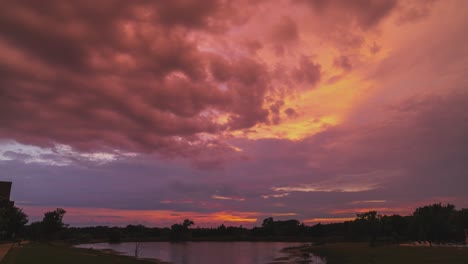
69, 236, 320, 245
281, 242, 468, 264
90, 247, 169, 264
76, 241, 312, 264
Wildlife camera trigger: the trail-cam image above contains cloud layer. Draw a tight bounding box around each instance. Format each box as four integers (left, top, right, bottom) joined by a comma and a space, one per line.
1, 0, 468, 226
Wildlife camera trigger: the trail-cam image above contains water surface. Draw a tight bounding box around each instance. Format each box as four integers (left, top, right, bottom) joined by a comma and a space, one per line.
76, 241, 326, 264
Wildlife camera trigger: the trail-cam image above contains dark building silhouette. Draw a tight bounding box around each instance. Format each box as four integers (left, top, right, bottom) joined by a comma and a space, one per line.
0, 181, 12, 201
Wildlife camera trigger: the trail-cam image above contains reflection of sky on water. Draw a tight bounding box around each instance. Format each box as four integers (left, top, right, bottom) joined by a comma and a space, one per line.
76, 242, 326, 264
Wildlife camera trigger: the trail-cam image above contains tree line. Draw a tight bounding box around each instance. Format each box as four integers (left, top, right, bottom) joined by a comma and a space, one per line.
1, 200, 467, 245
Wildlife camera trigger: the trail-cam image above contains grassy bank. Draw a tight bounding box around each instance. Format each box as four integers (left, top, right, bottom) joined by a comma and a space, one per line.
1, 243, 160, 264
301, 243, 468, 264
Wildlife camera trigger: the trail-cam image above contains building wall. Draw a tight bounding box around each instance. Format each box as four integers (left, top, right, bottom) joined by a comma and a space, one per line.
0, 181, 12, 201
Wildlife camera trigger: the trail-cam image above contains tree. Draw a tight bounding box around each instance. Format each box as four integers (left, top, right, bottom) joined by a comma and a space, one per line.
262, 217, 274, 228
0, 199, 28, 240
411, 203, 456, 244
182, 219, 194, 229
170, 219, 195, 241
356, 211, 381, 246
108, 228, 122, 243
381, 214, 407, 244
42, 208, 67, 238
26, 221, 42, 241
261, 217, 275, 235
452, 209, 468, 242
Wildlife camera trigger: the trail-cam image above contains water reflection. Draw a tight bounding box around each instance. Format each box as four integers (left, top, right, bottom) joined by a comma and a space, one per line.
76, 242, 326, 264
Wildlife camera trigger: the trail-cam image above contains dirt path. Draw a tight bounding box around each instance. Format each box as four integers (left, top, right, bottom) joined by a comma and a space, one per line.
0, 243, 13, 262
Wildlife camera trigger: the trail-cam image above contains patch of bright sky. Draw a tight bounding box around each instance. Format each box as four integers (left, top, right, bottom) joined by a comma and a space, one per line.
350, 200, 387, 204
0, 140, 136, 166
271, 184, 376, 193
261, 193, 290, 199
271, 170, 402, 193
211, 194, 246, 201
0, 140, 66, 165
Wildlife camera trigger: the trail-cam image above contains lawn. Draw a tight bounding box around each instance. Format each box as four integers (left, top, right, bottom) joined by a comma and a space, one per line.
1, 243, 160, 264
304, 243, 468, 264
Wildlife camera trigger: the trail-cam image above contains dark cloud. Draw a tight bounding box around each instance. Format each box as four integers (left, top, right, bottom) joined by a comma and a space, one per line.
396, 0, 438, 24
293, 56, 321, 86
271, 16, 299, 43
0, 0, 275, 163
153, 0, 222, 28
333, 55, 352, 72
269, 100, 285, 125
223, 58, 271, 129
270, 16, 299, 57
284, 108, 298, 118
370, 42, 382, 54
295, 0, 398, 29
243, 40, 263, 55
0, 0, 229, 74
209, 55, 233, 82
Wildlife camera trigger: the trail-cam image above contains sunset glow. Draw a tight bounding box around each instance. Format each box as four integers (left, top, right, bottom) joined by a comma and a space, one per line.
1, 0, 468, 227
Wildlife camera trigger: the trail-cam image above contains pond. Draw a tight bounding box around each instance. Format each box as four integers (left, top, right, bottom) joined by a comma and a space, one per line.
76, 241, 326, 264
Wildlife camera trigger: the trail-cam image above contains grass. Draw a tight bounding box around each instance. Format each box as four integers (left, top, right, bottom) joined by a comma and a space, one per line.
303, 243, 468, 264
1, 243, 159, 264
3, 242, 468, 264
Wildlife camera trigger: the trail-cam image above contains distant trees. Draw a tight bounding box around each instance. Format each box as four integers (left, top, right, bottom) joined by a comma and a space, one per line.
256, 217, 303, 237
42, 208, 67, 235
26, 208, 68, 240
108, 228, 122, 243
0, 199, 28, 240
356, 211, 381, 246
343, 203, 462, 246
182, 219, 194, 229
410, 203, 456, 244
17, 203, 468, 245
192, 224, 248, 239
452, 209, 468, 242
380, 214, 407, 244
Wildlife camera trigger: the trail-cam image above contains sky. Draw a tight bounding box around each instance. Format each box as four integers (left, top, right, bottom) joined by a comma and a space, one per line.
1, 0, 468, 227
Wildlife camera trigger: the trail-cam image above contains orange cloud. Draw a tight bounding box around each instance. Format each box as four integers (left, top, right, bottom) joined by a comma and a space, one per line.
21, 205, 259, 227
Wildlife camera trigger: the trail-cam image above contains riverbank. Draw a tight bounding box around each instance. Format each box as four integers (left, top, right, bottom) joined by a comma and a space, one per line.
287, 242, 468, 264
0, 243, 163, 264
76, 241, 303, 263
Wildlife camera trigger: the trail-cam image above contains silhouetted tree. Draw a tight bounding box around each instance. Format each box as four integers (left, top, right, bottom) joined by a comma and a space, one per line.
453, 209, 468, 242
262, 217, 274, 228
216, 224, 227, 236
259, 217, 303, 236
108, 228, 122, 243
0, 199, 28, 240
17, 203, 468, 244
356, 211, 381, 246
381, 214, 407, 244
42, 208, 67, 239
411, 203, 456, 244
183, 219, 194, 229
170, 219, 194, 241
